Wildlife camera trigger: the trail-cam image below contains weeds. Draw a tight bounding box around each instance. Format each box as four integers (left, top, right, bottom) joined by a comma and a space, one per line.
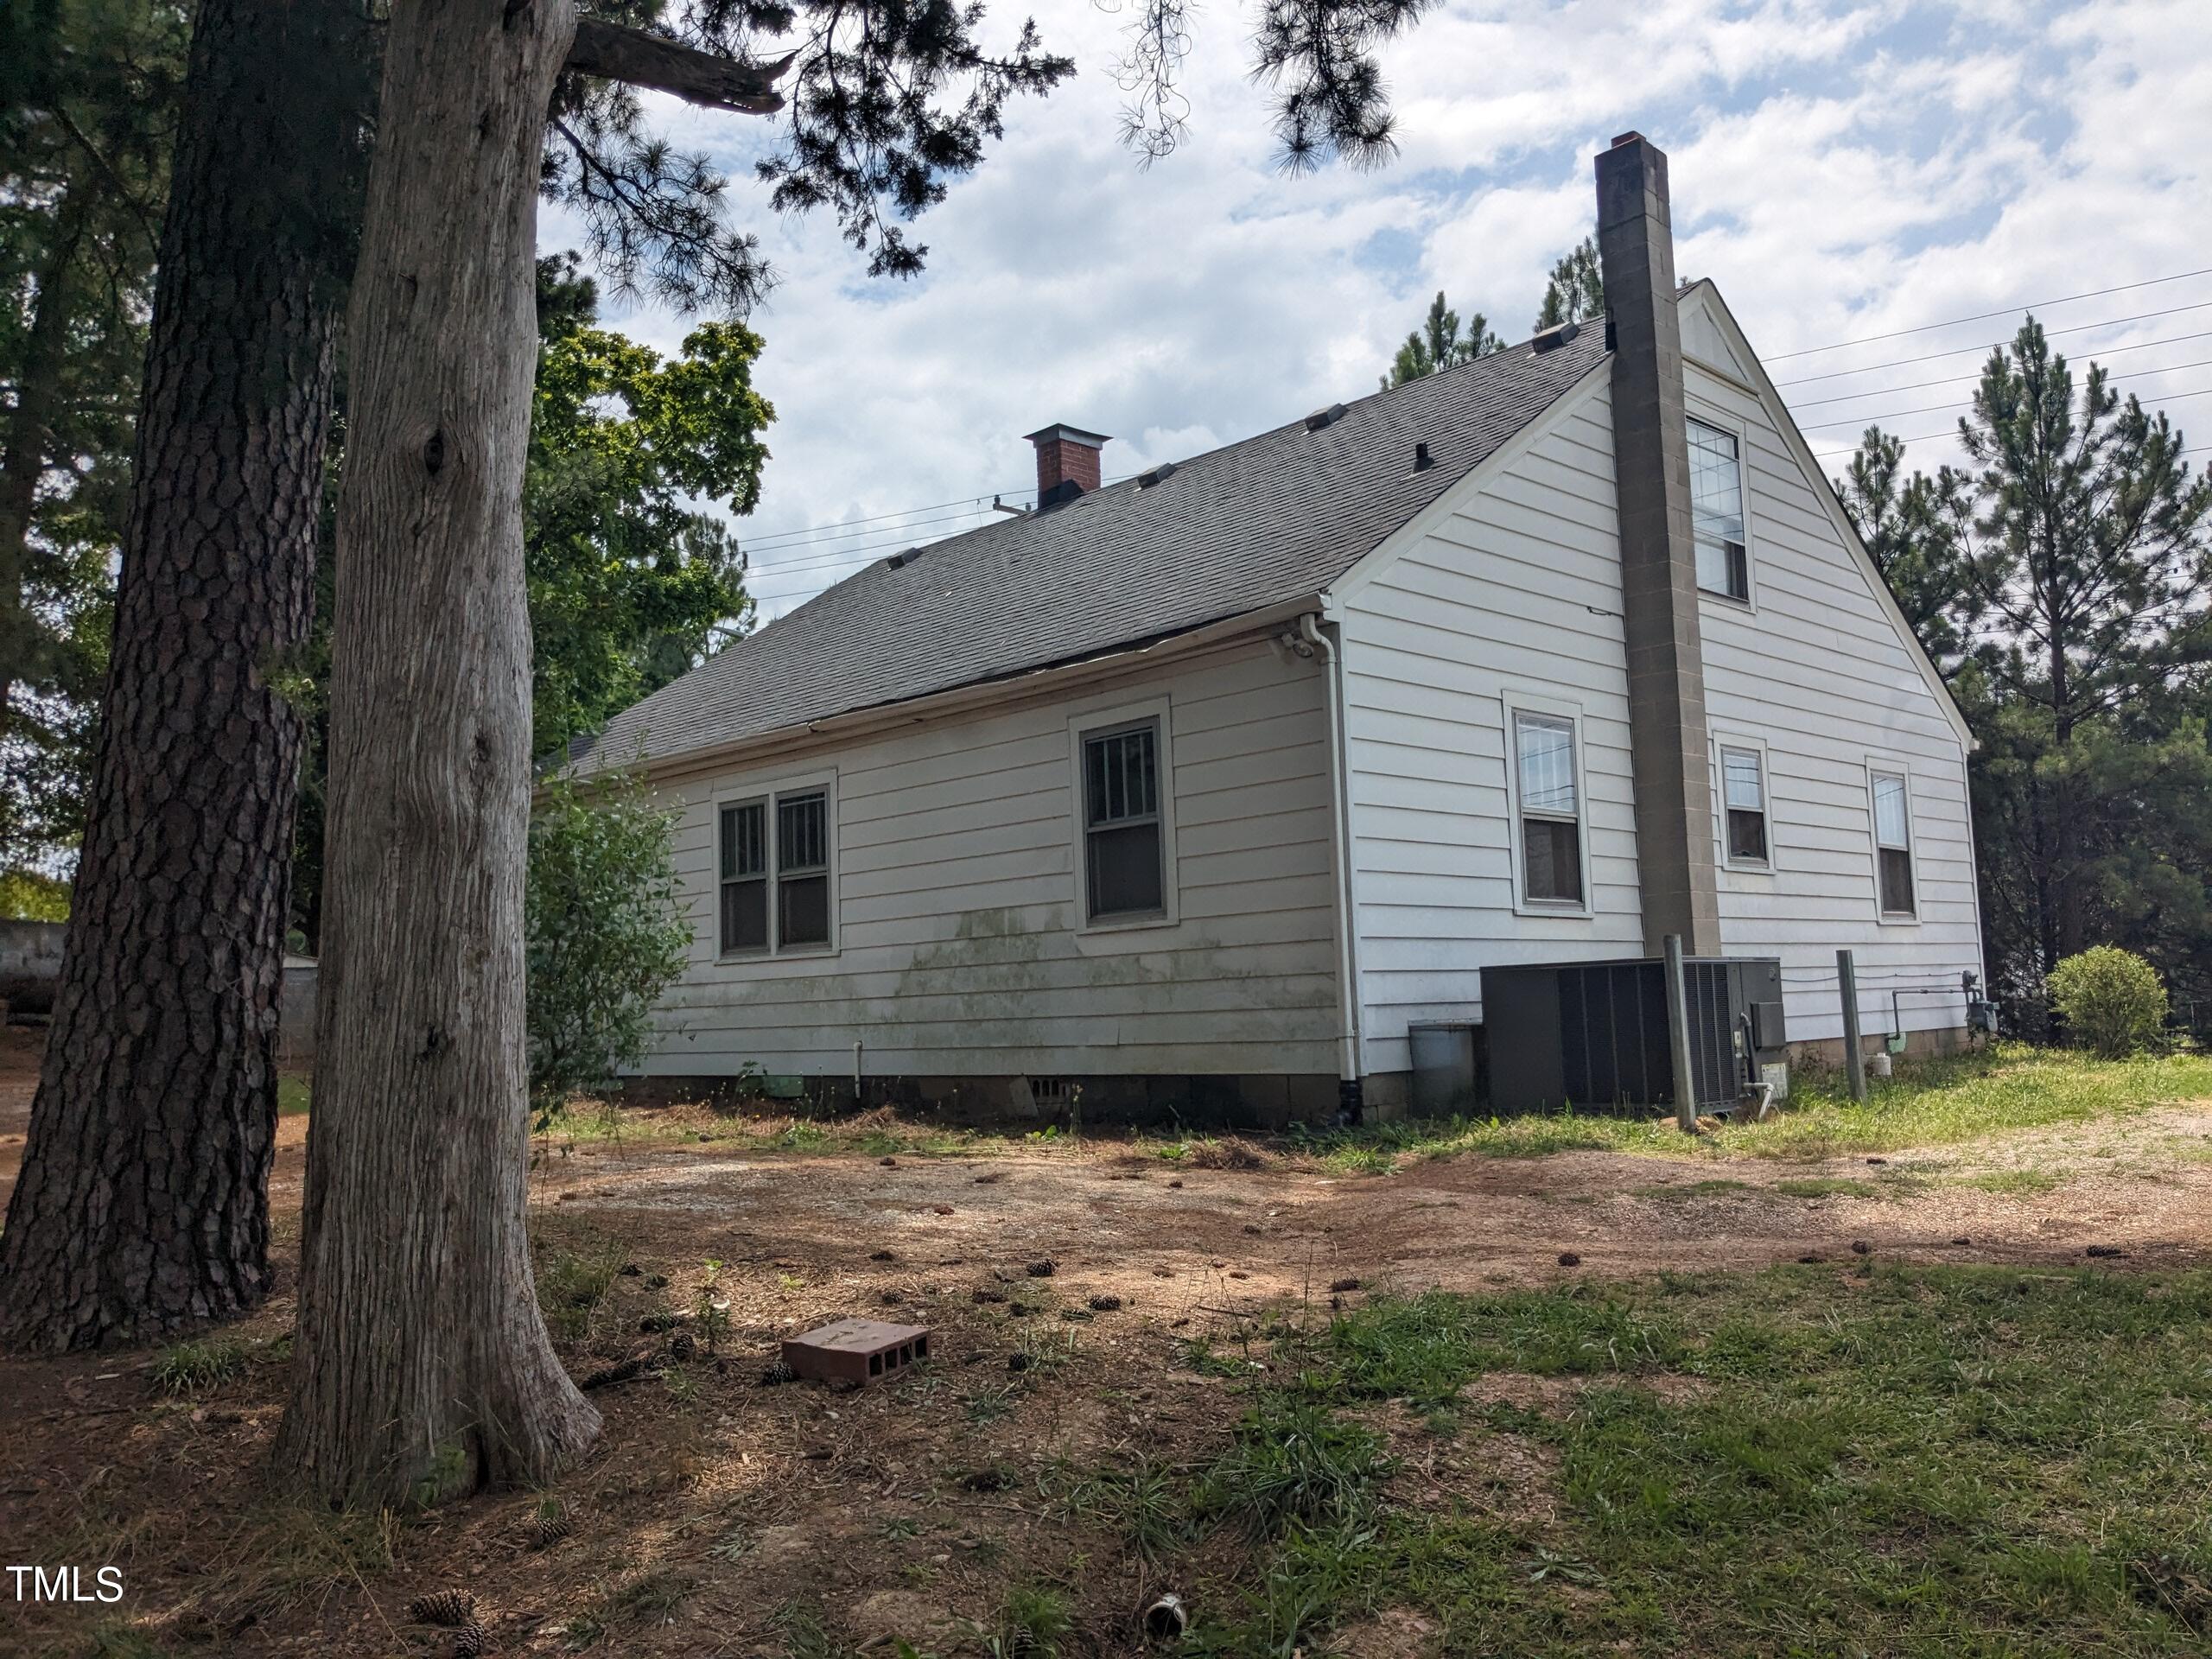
692, 1261, 729, 1355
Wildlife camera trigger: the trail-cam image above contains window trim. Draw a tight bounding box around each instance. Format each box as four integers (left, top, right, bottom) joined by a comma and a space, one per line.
1713, 732, 1775, 874
1686, 410, 1756, 609
1068, 698, 1179, 935
714, 768, 839, 960
1503, 692, 1595, 919
1866, 761, 1918, 925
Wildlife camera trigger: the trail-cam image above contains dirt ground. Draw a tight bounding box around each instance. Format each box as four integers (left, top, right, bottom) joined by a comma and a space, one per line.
3, 1026, 2209, 1656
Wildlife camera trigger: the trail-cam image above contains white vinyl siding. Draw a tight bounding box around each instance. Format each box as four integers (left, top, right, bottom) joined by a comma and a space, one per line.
1338, 388, 1643, 1076
1683, 289, 1978, 1043
642, 639, 1338, 1078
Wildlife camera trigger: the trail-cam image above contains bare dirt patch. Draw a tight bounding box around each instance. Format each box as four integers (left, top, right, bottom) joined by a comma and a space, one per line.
2, 1038, 2208, 1655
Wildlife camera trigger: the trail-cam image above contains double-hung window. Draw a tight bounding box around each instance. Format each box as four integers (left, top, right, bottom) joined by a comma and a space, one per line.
1514, 710, 1584, 907
719, 785, 833, 954
1081, 720, 1166, 922
1871, 769, 1916, 918
1719, 744, 1770, 867
1688, 418, 1750, 601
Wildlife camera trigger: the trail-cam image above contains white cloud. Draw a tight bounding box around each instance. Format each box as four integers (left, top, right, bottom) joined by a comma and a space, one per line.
556, 0, 2210, 613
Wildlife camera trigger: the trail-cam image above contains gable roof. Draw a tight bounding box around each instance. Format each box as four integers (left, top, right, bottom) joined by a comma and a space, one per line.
579, 324, 1611, 772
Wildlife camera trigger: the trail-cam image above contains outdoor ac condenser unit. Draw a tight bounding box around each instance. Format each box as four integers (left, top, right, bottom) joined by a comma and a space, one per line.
1481, 956, 1786, 1116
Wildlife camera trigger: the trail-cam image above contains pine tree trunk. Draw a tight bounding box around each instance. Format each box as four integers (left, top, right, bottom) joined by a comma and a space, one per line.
273, 0, 598, 1504
0, 0, 358, 1353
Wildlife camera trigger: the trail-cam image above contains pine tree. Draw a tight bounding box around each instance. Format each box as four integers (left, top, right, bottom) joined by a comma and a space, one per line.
1379, 290, 1504, 390
1837, 320, 2212, 1016
1535, 236, 1604, 330
0, 0, 370, 1353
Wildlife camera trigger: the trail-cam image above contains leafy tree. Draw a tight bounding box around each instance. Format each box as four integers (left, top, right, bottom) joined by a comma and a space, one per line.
1535, 236, 1604, 330
1379, 290, 1503, 390
524, 776, 692, 1119
525, 262, 769, 756
1836, 320, 2212, 1023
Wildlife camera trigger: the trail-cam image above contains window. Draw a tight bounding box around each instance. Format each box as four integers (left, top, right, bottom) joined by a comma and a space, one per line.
1514, 710, 1584, 906
1871, 769, 1915, 918
719, 785, 833, 955
1719, 744, 1770, 867
777, 791, 831, 948
1082, 721, 1165, 921
1688, 418, 1749, 601
718, 800, 767, 952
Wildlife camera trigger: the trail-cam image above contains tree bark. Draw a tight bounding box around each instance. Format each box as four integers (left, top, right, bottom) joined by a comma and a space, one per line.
0, 0, 359, 1353
273, 0, 599, 1504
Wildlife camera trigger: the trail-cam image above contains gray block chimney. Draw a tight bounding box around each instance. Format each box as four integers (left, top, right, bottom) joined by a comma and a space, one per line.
1594, 131, 1721, 957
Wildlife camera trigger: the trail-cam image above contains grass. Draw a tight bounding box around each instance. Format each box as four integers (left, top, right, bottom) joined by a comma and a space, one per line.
1965, 1166, 2068, 1195
149, 1336, 248, 1395
1091, 1265, 2212, 1656
1295, 1044, 2212, 1172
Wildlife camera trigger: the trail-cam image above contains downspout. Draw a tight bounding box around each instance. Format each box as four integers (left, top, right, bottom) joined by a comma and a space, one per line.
1300, 611, 1363, 1120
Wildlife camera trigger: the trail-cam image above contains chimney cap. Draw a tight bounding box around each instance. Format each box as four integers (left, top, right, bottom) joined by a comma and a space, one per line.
1610, 130, 1644, 148
1024, 423, 1111, 449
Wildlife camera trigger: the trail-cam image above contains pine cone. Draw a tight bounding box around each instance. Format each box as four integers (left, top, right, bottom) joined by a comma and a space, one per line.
408, 1587, 478, 1627
526, 1506, 573, 1550
452, 1621, 486, 1658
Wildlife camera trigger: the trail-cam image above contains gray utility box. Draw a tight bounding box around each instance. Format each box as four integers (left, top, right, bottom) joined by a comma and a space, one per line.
1483, 956, 1786, 1116
1407, 1022, 1478, 1115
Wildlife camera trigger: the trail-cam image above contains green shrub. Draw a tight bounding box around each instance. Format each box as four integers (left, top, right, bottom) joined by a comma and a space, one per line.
525, 773, 692, 1122
2047, 946, 2167, 1057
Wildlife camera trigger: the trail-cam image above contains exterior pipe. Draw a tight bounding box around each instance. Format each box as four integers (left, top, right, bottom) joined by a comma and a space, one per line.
1300, 612, 1363, 1091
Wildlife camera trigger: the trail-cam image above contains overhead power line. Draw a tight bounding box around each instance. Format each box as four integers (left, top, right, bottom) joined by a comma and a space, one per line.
1763, 266, 2212, 361
1795, 367, 2212, 434
1784, 334, 2212, 409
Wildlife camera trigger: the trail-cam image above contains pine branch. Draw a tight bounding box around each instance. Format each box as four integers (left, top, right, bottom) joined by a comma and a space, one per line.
564, 19, 795, 115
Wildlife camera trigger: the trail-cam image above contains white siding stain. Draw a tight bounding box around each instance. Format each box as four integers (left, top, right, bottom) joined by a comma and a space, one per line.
641, 639, 1341, 1078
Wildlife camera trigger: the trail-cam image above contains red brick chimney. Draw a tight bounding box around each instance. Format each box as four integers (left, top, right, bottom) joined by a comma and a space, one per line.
1026, 423, 1109, 507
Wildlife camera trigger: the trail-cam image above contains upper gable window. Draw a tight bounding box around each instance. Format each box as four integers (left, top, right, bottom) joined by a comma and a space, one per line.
1688, 418, 1750, 602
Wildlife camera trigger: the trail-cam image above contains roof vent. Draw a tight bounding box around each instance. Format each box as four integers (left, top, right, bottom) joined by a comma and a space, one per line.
1305, 403, 1349, 433
1136, 461, 1179, 489
885, 547, 922, 570
1413, 441, 1433, 472
1531, 321, 1580, 353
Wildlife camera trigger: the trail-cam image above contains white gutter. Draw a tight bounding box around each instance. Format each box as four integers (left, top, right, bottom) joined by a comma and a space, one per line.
1300, 611, 1362, 1088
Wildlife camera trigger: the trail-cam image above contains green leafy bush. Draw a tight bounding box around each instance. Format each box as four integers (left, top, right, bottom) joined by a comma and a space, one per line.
526, 773, 692, 1121
2047, 946, 2167, 1057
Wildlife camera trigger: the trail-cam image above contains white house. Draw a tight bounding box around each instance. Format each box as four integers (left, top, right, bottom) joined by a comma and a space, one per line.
578, 132, 1981, 1123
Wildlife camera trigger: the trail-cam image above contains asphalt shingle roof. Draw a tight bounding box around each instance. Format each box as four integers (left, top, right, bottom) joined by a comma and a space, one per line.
583, 324, 1610, 772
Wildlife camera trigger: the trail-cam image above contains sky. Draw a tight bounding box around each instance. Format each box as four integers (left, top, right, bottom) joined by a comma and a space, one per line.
545, 0, 2212, 620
